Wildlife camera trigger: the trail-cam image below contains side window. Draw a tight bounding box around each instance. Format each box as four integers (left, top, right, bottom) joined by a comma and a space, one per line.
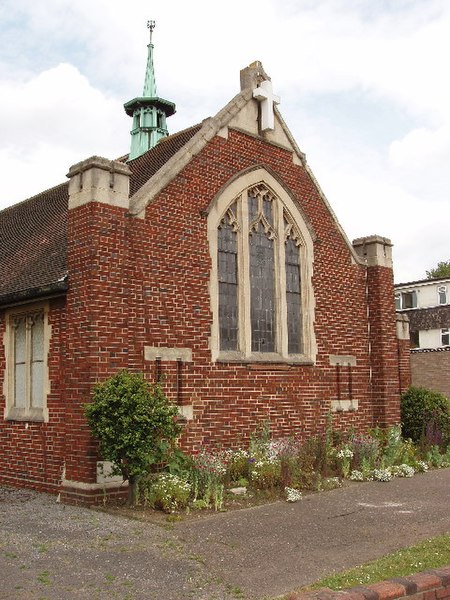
441, 329, 450, 346
438, 286, 447, 305
401, 290, 417, 309
5, 305, 49, 421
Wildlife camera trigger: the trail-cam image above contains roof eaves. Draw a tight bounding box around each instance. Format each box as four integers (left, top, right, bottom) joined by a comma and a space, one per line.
0, 279, 68, 309
395, 276, 450, 288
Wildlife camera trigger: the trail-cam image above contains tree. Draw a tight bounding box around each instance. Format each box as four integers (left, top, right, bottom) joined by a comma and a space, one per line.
84, 370, 181, 504
426, 260, 450, 279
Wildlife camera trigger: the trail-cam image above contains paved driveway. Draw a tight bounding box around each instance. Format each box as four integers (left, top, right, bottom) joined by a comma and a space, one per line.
1, 468, 449, 600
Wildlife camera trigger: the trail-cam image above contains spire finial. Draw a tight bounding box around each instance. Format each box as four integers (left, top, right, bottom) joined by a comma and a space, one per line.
147, 20, 155, 44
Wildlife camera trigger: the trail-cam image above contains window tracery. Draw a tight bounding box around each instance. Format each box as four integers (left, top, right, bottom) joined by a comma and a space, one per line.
208, 169, 316, 364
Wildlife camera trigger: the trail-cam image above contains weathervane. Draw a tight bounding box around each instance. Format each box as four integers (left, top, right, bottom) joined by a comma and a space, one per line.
147, 20, 156, 44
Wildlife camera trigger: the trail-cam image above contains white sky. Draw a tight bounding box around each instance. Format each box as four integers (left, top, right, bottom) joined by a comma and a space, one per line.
1, 0, 449, 283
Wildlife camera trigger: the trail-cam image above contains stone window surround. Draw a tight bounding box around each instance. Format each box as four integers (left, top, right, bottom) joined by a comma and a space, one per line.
208, 167, 316, 364
3, 302, 50, 422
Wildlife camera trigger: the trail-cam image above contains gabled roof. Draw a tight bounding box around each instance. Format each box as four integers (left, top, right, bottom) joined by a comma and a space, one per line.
0, 124, 202, 307
0, 62, 365, 307
127, 124, 202, 196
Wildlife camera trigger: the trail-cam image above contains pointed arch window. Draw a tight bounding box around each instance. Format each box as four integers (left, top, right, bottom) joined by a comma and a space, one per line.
218, 201, 239, 351
209, 170, 316, 364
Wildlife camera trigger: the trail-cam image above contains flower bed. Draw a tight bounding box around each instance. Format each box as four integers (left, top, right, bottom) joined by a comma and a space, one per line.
135, 421, 450, 514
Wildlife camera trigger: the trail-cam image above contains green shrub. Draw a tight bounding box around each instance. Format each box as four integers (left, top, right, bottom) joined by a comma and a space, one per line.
84, 370, 181, 504
401, 386, 450, 446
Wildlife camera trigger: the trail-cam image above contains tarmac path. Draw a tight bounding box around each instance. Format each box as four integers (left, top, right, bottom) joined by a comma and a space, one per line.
1, 468, 449, 600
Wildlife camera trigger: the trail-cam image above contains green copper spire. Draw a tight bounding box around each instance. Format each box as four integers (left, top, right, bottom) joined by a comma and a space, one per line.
124, 21, 176, 161
142, 24, 157, 98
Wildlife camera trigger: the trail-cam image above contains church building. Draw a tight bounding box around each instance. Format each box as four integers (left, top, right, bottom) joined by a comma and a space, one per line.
0, 26, 411, 503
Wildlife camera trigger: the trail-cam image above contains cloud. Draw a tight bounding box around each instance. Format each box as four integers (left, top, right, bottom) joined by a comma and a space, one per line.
390, 125, 450, 169
1, 0, 449, 282
0, 63, 129, 205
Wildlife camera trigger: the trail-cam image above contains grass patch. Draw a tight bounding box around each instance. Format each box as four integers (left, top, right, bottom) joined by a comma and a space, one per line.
37, 570, 51, 585
302, 534, 450, 592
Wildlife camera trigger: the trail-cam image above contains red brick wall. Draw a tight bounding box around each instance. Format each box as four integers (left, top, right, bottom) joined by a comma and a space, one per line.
410, 348, 450, 398
0, 127, 407, 498
63, 201, 131, 485
290, 566, 450, 600
123, 129, 403, 451
365, 265, 402, 426
398, 338, 412, 394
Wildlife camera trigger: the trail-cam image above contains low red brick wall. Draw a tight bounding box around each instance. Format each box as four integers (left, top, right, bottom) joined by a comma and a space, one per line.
290, 567, 450, 600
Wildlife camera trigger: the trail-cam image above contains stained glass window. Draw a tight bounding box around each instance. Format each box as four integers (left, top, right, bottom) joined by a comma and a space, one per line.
285, 235, 302, 354
214, 180, 311, 361
249, 192, 275, 352
218, 205, 239, 351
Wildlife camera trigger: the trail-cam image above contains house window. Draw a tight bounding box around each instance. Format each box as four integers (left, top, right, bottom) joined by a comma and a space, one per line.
209, 168, 316, 363
395, 293, 401, 310
438, 286, 447, 305
400, 290, 417, 309
410, 330, 420, 348
441, 329, 450, 346
4, 305, 49, 421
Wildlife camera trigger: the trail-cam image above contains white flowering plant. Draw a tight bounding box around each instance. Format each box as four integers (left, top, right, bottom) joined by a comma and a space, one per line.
335, 445, 354, 478
392, 464, 415, 478
285, 487, 302, 502
250, 458, 282, 489
372, 468, 393, 482
416, 460, 429, 473
141, 473, 191, 513
349, 470, 364, 481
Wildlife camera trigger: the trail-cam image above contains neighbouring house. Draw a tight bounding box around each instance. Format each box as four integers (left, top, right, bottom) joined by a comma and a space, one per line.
395, 277, 450, 397
0, 35, 411, 504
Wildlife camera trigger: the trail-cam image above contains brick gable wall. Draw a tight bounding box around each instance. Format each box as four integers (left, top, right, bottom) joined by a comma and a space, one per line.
0, 128, 409, 501
123, 129, 403, 451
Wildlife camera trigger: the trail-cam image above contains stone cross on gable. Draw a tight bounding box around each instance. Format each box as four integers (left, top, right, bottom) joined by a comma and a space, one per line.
253, 79, 280, 131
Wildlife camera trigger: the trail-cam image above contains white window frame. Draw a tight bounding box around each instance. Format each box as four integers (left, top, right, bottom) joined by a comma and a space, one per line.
3, 303, 50, 422
441, 328, 450, 347
399, 290, 417, 310
438, 285, 447, 305
208, 167, 316, 364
